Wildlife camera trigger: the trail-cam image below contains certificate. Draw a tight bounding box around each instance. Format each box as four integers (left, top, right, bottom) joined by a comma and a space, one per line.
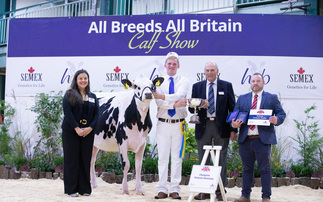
247, 109, 273, 126
226, 111, 248, 123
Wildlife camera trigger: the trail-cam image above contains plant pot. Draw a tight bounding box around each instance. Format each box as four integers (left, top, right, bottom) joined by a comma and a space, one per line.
127, 173, 133, 181
116, 175, 123, 184
21, 171, 30, 178
30, 168, 39, 179
45, 172, 52, 179
227, 178, 235, 188
144, 174, 154, 183
39, 171, 46, 178
100, 172, 116, 183
180, 176, 186, 185
236, 177, 242, 188
9, 167, 21, 179
154, 174, 159, 182
310, 177, 320, 189
0, 165, 9, 179
290, 177, 300, 185
186, 175, 191, 185
277, 177, 290, 187
300, 177, 310, 187
271, 177, 278, 187
59, 172, 64, 180
53, 172, 59, 180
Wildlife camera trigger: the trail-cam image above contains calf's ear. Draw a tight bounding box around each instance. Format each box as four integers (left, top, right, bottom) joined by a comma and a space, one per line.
152, 77, 164, 87
121, 79, 133, 89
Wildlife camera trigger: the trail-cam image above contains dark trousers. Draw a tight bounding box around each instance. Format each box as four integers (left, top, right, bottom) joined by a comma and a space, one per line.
239, 138, 272, 199
62, 129, 94, 195
196, 120, 229, 195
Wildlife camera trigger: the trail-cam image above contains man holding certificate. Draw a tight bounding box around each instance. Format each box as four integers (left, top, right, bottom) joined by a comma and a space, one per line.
232, 73, 286, 202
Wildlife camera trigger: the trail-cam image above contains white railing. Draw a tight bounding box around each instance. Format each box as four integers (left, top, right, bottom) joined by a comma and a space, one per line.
0, 18, 8, 46
236, 0, 282, 6
0, 0, 95, 45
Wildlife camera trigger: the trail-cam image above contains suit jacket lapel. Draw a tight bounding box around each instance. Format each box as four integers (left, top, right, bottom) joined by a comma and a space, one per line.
247, 92, 252, 110
260, 91, 267, 109
200, 80, 207, 99
216, 79, 223, 112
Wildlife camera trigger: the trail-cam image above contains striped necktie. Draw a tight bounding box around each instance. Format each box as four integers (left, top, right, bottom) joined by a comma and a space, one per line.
249, 94, 258, 131
168, 77, 175, 117
207, 82, 215, 115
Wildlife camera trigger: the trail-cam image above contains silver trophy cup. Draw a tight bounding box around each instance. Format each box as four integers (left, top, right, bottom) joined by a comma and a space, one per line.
188, 98, 204, 124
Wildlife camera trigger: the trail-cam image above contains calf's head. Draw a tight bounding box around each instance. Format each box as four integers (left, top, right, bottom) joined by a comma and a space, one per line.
121, 75, 164, 102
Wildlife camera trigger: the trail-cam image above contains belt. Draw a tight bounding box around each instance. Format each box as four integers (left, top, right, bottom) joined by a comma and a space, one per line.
80, 119, 87, 125
206, 117, 216, 121
247, 135, 260, 139
158, 118, 184, 124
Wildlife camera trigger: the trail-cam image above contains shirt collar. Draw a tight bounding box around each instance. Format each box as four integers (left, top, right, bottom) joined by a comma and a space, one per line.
253, 90, 263, 98
207, 79, 217, 86
167, 74, 178, 81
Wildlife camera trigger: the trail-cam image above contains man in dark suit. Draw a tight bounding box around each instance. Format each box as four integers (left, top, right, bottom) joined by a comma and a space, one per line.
232, 73, 286, 202
189, 61, 237, 201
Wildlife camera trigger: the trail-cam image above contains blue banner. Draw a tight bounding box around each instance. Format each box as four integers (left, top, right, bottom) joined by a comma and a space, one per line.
8, 14, 323, 57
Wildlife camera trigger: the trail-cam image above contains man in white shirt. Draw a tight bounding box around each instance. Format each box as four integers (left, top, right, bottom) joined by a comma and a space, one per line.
153, 52, 189, 200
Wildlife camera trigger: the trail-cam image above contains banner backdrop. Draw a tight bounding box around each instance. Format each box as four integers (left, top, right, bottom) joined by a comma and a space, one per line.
6, 14, 323, 99
5, 14, 323, 157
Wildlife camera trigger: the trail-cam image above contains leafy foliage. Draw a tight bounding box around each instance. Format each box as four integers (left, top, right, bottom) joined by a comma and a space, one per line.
182, 156, 198, 176
290, 164, 313, 177
95, 151, 123, 175
290, 104, 323, 170
0, 100, 15, 166
227, 141, 242, 178
30, 91, 63, 170
142, 157, 158, 174
184, 127, 198, 158
29, 154, 53, 172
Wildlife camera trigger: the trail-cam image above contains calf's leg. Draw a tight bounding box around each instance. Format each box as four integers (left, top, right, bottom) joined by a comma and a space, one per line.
135, 143, 145, 195
119, 145, 130, 194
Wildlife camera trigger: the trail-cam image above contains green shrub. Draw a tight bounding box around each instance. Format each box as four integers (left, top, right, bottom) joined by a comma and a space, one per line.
96, 151, 123, 175
142, 158, 158, 174
14, 156, 28, 170
291, 104, 323, 169
30, 91, 63, 169
182, 156, 198, 176
227, 141, 242, 178
53, 156, 64, 167
30, 154, 53, 172
184, 127, 198, 158
0, 100, 15, 165
291, 164, 313, 177
271, 161, 285, 177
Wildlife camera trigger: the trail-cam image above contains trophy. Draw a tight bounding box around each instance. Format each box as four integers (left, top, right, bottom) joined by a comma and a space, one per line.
188, 98, 204, 124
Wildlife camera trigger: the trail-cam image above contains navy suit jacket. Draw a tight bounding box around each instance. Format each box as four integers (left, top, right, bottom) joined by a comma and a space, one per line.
189, 79, 237, 139
234, 91, 286, 145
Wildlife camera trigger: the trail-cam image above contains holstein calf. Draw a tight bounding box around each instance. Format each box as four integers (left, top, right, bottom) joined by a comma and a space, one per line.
90, 75, 164, 195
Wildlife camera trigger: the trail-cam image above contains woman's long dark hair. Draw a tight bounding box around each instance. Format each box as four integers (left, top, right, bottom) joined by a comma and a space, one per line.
66, 69, 91, 106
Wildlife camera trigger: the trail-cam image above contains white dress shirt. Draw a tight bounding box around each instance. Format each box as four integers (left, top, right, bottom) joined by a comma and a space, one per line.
155, 74, 190, 119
